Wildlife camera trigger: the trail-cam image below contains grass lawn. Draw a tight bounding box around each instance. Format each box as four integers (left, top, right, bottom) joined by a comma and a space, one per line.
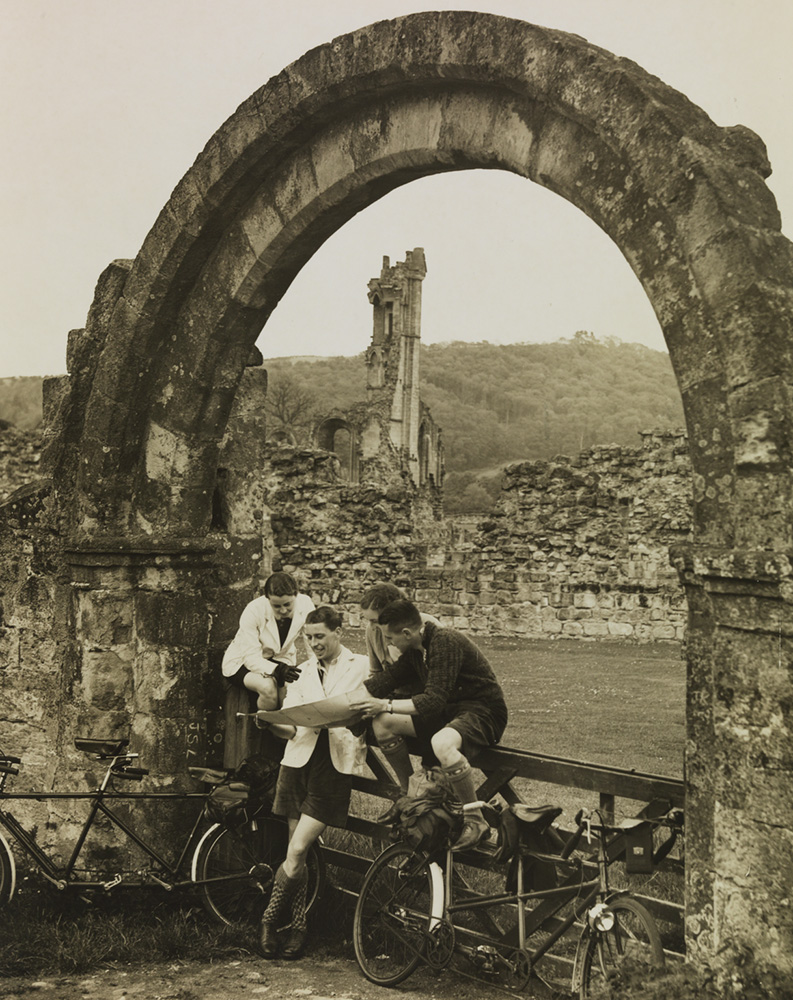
486, 635, 685, 777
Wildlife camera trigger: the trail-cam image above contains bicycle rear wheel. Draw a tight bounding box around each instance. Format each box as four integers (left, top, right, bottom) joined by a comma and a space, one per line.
0, 831, 14, 906
353, 843, 435, 987
195, 816, 324, 926
577, 894, 664, 998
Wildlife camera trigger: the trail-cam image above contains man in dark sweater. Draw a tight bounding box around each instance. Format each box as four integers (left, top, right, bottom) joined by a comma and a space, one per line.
350, 599, 507, 851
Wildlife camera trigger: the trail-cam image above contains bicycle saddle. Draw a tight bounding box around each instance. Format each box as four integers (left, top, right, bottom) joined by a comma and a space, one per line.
510, 804, 562, 830
188, 766, 229, 784
74, 738, 130, 757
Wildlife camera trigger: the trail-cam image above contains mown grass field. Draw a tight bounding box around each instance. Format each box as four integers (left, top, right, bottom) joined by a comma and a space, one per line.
344, 630, 686, 823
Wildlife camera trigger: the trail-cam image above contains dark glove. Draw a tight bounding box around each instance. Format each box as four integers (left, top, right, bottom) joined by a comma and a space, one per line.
272, 662, 301, 686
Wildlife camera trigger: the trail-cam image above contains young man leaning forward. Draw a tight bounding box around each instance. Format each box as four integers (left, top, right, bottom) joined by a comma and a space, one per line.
350, 599, 508, 852
256, 606, 368, 959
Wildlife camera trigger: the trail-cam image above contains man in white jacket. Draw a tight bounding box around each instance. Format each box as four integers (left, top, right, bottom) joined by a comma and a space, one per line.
257, 606, 368, 960
221, 572, 315, 711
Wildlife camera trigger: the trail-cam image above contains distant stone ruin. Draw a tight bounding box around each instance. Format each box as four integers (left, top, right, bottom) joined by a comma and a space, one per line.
254, 425, 690, 641
313, 248, 444, 490
1, 11, 792, 979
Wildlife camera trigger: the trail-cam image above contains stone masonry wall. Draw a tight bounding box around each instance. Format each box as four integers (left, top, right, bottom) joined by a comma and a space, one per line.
260, 442, 447, 616
258, 430, 691, 640
424, 430, 691, 640
0, 425, 43, 502
1, 428, 691, 646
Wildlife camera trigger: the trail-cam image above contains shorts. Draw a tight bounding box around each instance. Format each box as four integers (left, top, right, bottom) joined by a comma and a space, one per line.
408, 701, 507, 766
272, 730, 353, 828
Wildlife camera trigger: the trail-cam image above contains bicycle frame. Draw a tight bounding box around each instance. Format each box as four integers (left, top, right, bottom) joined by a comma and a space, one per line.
443, 843, 601, 966
0, 786, 211, 893
439, 809, 667, 978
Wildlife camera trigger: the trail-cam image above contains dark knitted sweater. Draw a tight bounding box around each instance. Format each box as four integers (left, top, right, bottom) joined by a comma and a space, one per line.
364, 621, 507, 720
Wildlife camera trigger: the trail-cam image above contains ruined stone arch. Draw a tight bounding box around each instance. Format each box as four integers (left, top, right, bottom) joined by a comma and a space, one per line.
365, 344, 385, 388
315, 415, 359, 483
45, 10, 793, 975
53, 9, 793, 552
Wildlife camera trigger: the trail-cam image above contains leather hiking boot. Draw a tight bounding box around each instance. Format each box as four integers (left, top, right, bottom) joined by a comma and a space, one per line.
260, 920, 279, 959
452, 817, 489, 852
281, 926, 307, 960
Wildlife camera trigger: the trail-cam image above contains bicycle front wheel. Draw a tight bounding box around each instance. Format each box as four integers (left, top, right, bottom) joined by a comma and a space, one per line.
353, 843, 435, 987
195, 816, 324, 926
578, 894, 664, 998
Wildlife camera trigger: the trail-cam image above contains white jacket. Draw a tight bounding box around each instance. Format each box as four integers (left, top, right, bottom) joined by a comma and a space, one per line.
280, 645, 368, 773
221, 593, 315, 678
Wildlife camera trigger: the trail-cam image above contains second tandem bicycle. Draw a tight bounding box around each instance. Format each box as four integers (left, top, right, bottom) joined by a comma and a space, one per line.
353, 798, 683, 998
0, 738, 323, 926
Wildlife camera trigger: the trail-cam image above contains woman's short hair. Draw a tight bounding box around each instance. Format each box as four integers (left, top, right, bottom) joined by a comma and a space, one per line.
264, 572, 299, 598
360, 582, 407, 612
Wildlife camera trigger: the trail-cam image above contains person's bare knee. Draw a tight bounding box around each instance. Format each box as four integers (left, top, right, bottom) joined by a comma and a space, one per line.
372, 714, 399, 741
431, 727, 464, 768
248, 676, 278, 712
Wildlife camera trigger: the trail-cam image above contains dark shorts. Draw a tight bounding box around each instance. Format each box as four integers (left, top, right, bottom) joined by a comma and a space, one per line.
272, 730, 353, 829
408, 701, 507, 766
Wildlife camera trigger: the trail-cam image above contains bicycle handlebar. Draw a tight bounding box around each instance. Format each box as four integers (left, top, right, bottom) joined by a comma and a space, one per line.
111, 767, 148, 781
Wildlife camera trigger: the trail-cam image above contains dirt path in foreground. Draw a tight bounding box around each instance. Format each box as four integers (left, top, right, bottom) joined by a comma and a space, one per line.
0, 952, 559, 1000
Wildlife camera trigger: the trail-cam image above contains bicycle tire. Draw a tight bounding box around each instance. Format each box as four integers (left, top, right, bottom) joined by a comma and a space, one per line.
577, 894, 664, 998
353, 843, 435, 987
195, 816, 324, 926
0, 830, 14, 906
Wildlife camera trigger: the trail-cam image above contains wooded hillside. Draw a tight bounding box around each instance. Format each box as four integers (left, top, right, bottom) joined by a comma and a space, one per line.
263, 334, 683, 492
0, 336, 684, 512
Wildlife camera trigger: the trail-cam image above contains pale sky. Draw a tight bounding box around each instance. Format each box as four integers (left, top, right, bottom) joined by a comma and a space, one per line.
2, 1, 791, 377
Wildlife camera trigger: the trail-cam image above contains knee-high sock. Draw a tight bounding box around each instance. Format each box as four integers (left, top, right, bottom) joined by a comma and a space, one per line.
289, 866, 309, 931
443, 760, 484, 821
380, 735, 413, 792
263, 863, 301, 928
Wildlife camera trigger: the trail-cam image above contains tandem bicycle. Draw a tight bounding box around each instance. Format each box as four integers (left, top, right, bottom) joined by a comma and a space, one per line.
0, 737, 322, 927
353, 798, 683, 997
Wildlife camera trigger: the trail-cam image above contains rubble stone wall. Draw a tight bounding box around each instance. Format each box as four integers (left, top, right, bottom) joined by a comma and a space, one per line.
432, 430, 691, 641
258, 430, 690, 641
0, 425, 43, 501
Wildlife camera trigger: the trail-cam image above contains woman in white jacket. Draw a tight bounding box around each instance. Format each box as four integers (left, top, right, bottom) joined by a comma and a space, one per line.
221, 572, 315, 711
257, 606, 368, 960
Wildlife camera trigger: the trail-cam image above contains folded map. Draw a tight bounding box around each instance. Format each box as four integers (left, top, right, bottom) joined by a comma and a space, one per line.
256, 688, 367, 729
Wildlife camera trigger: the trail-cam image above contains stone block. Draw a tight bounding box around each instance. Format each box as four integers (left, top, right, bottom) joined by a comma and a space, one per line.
607, 621, 635, 637
76, 591, 133, 647
81, 649, 134, 711
135, 592, 210, 648
651, 624, 677, 640
583, 621, 610, 637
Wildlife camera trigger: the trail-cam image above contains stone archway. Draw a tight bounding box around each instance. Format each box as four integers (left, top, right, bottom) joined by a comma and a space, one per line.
316, 416, 358, 483
41, 10, 793, 977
